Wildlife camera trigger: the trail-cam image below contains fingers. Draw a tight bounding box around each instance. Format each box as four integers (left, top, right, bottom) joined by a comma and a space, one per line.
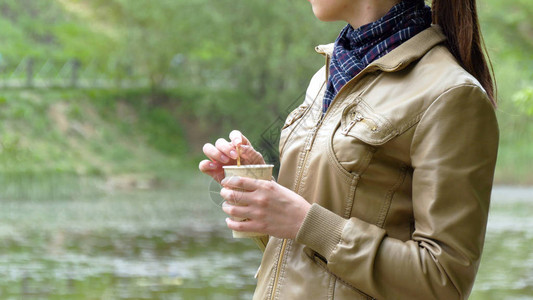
220, 187, 250, 205
229, 130, 251, 147
221, 201, 249, 219
222, 201, 267, 233
198, 160, 225, 183
239, 145, 265, 165
215, 138, 239, 160
221, 176, 270, 192
225, 217, 266, 234
203, 142, 231, 163
201, 130, 265, 179
198, 159, 217, 172
220, 179, 273, 208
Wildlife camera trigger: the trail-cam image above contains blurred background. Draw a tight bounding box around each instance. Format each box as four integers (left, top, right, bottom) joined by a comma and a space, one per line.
0, 0, 531, 299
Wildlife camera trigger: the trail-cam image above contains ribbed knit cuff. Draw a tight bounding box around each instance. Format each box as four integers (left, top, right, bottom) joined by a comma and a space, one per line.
295, 203, 348, 260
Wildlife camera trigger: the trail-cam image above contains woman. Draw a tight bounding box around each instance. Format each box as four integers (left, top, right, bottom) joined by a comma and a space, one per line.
199, 0, 499, 299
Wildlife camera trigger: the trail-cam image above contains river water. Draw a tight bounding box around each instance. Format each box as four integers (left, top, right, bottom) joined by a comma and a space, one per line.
0, 176, 531, 299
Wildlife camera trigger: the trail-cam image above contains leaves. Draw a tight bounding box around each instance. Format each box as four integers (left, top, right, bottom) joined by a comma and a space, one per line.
512, 88, 533, 116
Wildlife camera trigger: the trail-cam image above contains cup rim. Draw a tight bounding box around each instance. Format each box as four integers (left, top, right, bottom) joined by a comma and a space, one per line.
222, 164, 274, 169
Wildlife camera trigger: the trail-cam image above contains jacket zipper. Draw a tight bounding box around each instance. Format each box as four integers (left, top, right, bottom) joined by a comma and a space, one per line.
270, 95, 333, 300
270, 118, 321, 300
270, 128, 315, 300
269, 57, 378, 300
270, 239, 288, 300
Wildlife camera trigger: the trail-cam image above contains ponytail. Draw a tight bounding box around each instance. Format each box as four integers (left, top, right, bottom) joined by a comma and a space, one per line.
431, 0, 497, 106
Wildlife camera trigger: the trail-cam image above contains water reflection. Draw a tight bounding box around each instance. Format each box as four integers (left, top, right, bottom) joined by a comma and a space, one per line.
471, 186, 533, 300
0, 176, 260, 299
1, 230, 260, 298
0, 178, 531, 299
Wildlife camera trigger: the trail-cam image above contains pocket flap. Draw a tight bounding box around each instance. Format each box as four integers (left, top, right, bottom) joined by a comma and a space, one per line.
282, 105, 308, 130
340, 100, 397, 146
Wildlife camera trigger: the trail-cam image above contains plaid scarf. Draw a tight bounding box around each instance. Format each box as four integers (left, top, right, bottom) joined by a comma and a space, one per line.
323, 0, 432, 113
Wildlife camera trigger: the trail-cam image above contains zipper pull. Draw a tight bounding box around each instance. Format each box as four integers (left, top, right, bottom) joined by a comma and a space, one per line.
342, 112, 363, 134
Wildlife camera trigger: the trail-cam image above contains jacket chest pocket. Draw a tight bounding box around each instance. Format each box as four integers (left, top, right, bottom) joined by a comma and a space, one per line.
330, 99, 397, 176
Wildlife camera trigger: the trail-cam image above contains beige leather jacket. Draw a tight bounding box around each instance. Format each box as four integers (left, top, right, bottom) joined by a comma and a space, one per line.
252, 26, 499, 300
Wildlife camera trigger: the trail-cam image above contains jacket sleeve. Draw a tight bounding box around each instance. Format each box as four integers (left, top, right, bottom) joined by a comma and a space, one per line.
295, 84, 499, 299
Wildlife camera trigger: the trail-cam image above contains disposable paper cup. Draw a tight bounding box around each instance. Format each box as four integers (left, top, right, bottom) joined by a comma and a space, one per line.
223, 164, 274, 238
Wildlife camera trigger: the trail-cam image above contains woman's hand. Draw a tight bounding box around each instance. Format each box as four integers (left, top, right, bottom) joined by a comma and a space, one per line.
220, 176, 311, 239
199, 130, 266, 183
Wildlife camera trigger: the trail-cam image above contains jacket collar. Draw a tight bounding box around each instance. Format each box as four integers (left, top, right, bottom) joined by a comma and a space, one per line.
315, 25, 446, 75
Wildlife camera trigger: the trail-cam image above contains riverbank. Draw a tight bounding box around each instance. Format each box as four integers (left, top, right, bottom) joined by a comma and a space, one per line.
0, 89, 531, 186
0, 89, 186, 183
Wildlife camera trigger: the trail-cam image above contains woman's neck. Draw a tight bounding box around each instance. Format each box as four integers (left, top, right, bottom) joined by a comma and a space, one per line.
345, 0, 401, 29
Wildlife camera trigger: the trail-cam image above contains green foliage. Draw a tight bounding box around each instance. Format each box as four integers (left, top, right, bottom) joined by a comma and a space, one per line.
0, 0, 116, 62
476, 0, 533, 183
0, 0, 531, 183
0, 90, 187, 176
512, 88, 533, 116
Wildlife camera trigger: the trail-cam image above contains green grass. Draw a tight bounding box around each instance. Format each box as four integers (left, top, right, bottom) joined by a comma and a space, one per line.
0, 0, 531, 185
0, 89, 187, 179
0, 87, 530, 185
0, 0, 116, 62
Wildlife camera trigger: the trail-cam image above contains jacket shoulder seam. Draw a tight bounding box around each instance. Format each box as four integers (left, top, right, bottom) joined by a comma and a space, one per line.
409, 83, 492, 155
411, 83, 489, 128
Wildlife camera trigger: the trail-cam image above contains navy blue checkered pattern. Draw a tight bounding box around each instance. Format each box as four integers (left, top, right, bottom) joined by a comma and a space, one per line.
323, 0, 432, 113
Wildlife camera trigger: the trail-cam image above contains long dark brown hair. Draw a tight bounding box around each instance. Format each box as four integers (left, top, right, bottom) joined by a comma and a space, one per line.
431, 0, 497, 106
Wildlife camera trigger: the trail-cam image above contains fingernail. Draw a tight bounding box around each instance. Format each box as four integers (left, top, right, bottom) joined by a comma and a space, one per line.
229, 150, 237, 159
221, 178, 228, 185
220, 154, 230, 163
209, 163, 216, 169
